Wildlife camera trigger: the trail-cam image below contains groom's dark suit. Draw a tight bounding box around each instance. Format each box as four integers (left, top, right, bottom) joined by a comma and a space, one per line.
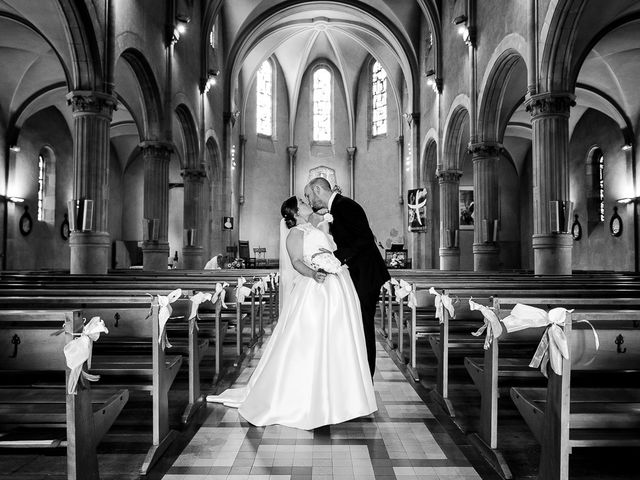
329, 194, 390, 376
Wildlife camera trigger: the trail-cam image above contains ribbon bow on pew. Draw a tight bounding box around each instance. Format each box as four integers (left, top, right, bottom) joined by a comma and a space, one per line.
469, 299, 503, 350
211, 282, 228, 309
394, 279, 417, 308
252, 277, 269, 296
156, 288, 182, 350
382, 278, 398, 296
429, 287, 455, 324
63, 316, 109, 395
501, 303, 594, 377
236, 277, 252, 303
189, 291, 212, 334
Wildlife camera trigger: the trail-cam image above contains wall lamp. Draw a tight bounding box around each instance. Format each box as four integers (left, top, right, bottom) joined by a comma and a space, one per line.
9, 145, 20, 153
617, 196, 640, 205
203, 69, 220, 94
171, 15, 190, 44
452, 14, 473, 45
622, 143, 632, 152
425, 69, 442, 94
0, 195, 24, 204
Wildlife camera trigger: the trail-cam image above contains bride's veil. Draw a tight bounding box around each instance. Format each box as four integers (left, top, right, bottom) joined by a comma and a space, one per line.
278, 218, 295, 313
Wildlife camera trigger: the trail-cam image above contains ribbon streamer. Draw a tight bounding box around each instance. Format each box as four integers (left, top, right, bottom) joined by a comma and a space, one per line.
252, 277, 268, 296
211, 282, 228, 309
63, 317, 108, 395
236, 277, 252, 303
469, 299, 503, 350
189, 291, 212, 333
429, 287, 455, 324
156, 288, 182, 350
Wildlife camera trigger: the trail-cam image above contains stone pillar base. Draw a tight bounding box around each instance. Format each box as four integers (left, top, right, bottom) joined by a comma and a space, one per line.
69, 232, 111, 274
182, 246, 204, 270
439, 248, 460, 271
533, 234, 573, 275
142, 242, 170, 271
473, 243, 500, 271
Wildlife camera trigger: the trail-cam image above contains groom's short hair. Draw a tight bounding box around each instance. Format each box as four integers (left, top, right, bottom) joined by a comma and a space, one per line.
309, 177, 331, 192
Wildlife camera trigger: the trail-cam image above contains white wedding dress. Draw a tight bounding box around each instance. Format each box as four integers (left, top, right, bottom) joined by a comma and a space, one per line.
207, 222, 377, 430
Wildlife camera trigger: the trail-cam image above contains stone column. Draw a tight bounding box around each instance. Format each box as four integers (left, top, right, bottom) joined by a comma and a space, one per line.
182, 168, 206, 269
140, 141, 172, 271
396, 136, 405, 206
525, 93, 575, 274
438, 169, 462, 270
66, 91, 116, 274
346, 147, 356, 197
287, 145, 298, 196
470, 142, 501, 271
238, 135, 247, 204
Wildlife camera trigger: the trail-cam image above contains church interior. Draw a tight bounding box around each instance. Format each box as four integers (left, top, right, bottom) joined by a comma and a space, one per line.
1, 1, 640, 479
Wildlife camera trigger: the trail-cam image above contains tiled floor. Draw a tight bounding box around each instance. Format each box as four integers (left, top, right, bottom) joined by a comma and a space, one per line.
161, 334, 483, 480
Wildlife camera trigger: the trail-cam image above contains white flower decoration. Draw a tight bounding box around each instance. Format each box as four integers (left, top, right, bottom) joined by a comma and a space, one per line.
323, 213, 334, 223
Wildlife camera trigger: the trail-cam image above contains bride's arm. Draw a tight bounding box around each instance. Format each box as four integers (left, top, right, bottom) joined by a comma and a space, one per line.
286, 229, 327, 284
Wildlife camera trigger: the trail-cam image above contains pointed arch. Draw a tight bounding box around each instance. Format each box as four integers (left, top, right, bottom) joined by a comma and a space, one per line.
442, 96, 471, 171
175, 104, 200, 169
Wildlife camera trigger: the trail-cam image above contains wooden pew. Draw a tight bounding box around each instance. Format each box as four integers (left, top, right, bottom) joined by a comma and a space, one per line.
510, 310, 640, 480
0, 310, 128, 480
463, 296, 640, 479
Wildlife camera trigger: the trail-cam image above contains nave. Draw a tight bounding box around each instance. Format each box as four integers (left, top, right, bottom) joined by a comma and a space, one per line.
160, 333, 486, 480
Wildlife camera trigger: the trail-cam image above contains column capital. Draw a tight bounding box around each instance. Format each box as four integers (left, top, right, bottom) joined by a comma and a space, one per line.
525, 92, 576, 118
224, 111, 240, 127
182, 168, 207, 181
468, 141, 503, 158
287, 145, 298, 157
346, 146, 357, 158
403, 112, 420, 128
436, 169, 463, 183
66, 91, 116, 118
140, 141, 173, 159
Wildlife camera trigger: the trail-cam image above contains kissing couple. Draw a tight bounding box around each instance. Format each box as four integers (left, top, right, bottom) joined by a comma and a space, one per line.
208, 177, 390, 430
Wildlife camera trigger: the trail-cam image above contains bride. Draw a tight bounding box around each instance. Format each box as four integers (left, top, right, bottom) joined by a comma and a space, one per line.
206, 196, 377, 430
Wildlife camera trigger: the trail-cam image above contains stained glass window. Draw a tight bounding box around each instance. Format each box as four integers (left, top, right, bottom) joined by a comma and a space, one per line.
37, 154, 45, 221
313, 67, 332, 142
256, 60, 273, 136
372, 61, 387, 136
597, 150, 605, 222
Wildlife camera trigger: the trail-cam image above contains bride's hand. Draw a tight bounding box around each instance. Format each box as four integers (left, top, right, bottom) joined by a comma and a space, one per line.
312, 270, 327, 283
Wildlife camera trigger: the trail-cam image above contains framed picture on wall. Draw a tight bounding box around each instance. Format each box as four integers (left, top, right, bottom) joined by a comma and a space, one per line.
459, 186, 474, 230
408, 188, 428, 232
223, 216, 234, 230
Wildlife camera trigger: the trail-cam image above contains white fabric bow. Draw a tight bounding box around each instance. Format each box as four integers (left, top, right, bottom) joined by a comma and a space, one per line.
189, 291, 212, 333
469, 299, 503, 350
429, 287, 455, 324
211, 282, 228, 309
394, 279, 416, 309
236, 277, 252, 303
63, 317, 108, 394
156, 288, 182, 350
252, 277, 268, 295
501, 303, 587, 377
382, 278, 398, 295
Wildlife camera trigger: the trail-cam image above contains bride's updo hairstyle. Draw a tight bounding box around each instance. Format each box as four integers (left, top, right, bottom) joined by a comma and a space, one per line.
281, 196, 298, 229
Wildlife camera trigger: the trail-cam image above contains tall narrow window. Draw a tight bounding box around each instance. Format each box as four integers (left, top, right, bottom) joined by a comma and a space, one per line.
372, 60, 387, 136
597, 150, 605, 222
313, 67, 332, 142
256, 60, 273, 136
37, 153, 46, 221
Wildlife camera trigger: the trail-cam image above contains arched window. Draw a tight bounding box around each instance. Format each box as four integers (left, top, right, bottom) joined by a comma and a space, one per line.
36, 147, 55, 223
371, 60, 387, 136
37, 153, 46, 221
256, 60, 273, 136
596, 149, 605, 222
209, 24, 215, 49
313, 67, 332, 142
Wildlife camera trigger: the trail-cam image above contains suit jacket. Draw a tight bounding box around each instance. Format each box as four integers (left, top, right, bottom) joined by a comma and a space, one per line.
330, 194, 390, 297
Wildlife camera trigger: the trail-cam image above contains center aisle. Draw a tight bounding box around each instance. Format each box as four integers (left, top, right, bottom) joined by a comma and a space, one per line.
162, 334, 485, 480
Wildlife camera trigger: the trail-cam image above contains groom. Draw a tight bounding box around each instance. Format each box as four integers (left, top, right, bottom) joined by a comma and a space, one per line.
305, 177, 390, 376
